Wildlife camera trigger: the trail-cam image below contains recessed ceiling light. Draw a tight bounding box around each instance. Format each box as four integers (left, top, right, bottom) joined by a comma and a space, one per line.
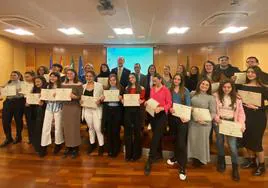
167, 27, 189, 34
4, 28, 34, 36
108, 35, 115, 39
113, 28, 133, 35
219, 26, 248, 34
57, 27, 83, 35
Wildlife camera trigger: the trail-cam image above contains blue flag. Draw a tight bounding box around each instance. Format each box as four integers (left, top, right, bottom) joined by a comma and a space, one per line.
49, 55, 53, 70
78, 56, 84, 82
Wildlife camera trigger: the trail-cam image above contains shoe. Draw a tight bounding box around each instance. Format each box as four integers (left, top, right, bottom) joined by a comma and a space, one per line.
253, 163, 266, 176
108, 152, 113, 157
53, 144, 62, 155
232, 163, 240, 181
241, 158, 257, 169
98, 146, 104, 156
167, 157, 177, 166
192, 158, 203, 168
38, 147, 47, 158
71, 148, 79, 159
13, 136, 22, 144
178, 168, 187, 181
87, 143, 96, 154
144, 160, 152, 176
217, 156, 226, 173
63, 148, 72, 158
0, 139, 13, 148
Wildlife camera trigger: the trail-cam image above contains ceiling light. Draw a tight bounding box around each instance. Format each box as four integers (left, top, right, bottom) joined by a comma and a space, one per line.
57, 27, 83, 35
167, 27, 189, 34
4, 28, 34, 36
219, 26, 248, 34
113, 28, 133, 35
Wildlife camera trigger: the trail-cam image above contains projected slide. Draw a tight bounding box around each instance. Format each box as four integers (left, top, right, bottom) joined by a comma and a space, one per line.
107, 47, 153, 74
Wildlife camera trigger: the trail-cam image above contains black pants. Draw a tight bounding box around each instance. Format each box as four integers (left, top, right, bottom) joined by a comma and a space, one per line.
149, 111, 167, 160
124, 107, 142, 159
2, 98, 25, 140
24, 106, 35, 142
169, 115, 188, 169
106, 106, 122, 155
32, 106, 46, 152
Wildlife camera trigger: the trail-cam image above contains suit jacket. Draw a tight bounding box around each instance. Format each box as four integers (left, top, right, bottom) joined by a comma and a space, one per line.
81, 82, 103, 120
135, 73, 147, 88
111, 67, 131, 88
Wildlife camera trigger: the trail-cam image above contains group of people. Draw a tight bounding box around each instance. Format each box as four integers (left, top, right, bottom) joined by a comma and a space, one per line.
0, 56, 267, 181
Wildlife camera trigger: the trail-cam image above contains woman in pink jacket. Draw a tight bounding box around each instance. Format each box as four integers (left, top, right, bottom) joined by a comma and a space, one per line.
214, 79, 246, 181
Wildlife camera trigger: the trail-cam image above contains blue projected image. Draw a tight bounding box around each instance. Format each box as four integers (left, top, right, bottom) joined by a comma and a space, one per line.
106, 47, 153, 74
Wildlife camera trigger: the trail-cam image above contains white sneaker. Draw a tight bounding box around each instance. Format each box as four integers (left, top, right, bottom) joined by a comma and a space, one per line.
147, 124, 151, 130
179, 169, 187, 181
167, 157, 177, 166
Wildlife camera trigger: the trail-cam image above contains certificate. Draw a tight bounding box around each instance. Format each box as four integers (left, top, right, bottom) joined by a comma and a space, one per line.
123, 94, 140, 107
26, 93, 41, 105
192, 107, 212, 121
80, 95, 98, 108
40, 89, 55, 101
146, 98, 159, 117
20, 82, 33, 95
219, 108, 234, 119
55, 88, 72, 101
172, 103, 192, 121
103, 90, 120, 102
211, 82, 220, 93
97, 77, 109, 88
43, 74, 50, 82
234, 72, 246, 84
0, 86, 16, 97
219, 120, 243, 138
238, 90, 262, 107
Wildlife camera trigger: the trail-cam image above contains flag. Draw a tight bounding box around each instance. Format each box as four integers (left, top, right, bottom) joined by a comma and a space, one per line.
70, 56, 75, 69
186, 56, 190, 72
78, 56, 84, 81
49, 55, 53, 69
59, 56, 63, 65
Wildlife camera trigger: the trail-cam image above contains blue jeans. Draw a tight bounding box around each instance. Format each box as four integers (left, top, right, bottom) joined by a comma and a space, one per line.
214, 124, 238, 164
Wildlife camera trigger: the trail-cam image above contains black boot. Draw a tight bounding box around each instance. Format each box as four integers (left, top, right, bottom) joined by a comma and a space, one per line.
98, 146, 104, 156
217, 156, 226, 172
63, 147, 72, 158
144, 159, 152, 176
241, 157, 257, 169
38, 146, 47, 158
192, 158, 204, 168
13, 136, 22, 144
232, 163, 240, 181
0, 138, 13, 148
254, 163, 266, 176
71, 147, 79, 159
53, 144, 62, 155
87, 143, 96, 154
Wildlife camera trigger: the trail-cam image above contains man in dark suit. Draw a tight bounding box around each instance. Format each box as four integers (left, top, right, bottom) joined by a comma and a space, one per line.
111, 57, 131, 88
214, 56, 240, 81
134, 63, 147, 88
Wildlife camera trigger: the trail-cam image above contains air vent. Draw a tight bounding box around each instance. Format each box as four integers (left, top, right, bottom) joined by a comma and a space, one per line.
0, 15, 44, 29
201, 11, 251, 26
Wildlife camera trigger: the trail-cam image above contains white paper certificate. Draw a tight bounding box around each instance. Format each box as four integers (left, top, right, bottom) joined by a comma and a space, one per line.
26, 93, 41, 105
146, 98, 159, 117
123, 94, 140, 107
80, 95, 98, 108
172, 103, 192, 121
43, 74, 50, 82
211, 82, 220, 93
20, 82, 33, 95
97, 77, 109, 88
219, 120, 243, 138
104, 90, 120, 102
0, 86, 16, 97
234, 72, 246, 84
192, 107, 212, 121
238, 90, 262, 107
40, 89, 55, 101
55, 88, 72, 101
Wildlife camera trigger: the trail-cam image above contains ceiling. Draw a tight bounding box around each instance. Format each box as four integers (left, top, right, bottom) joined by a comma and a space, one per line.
0, 0, 268, 45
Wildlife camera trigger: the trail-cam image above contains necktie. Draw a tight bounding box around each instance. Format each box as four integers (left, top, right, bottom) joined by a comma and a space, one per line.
118, 67, 122, 81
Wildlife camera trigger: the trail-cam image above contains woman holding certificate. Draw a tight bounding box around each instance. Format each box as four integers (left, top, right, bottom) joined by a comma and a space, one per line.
238, 66, 268, 176
101, 74, 124, 158
123, 73, 145, 161
187, 78, 216, 167
144, 73, 172, 176
40, 72, 64, 157
61, 69, 83, 159
167, 73, 191, 180
0, 71, 25, 147
214, 80, 246, 181
81, 71, 104, 156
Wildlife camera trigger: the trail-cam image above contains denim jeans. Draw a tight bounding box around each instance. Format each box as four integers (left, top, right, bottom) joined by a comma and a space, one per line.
214, 124, 238, 164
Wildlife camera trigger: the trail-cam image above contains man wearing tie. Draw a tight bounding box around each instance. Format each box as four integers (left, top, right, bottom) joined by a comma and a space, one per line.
111, 57, 131, 88
134, 63, 147, 88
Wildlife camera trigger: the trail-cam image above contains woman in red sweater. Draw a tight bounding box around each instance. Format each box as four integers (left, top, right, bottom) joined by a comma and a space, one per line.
144, 73, 172, 176
123, 73, 145, 161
